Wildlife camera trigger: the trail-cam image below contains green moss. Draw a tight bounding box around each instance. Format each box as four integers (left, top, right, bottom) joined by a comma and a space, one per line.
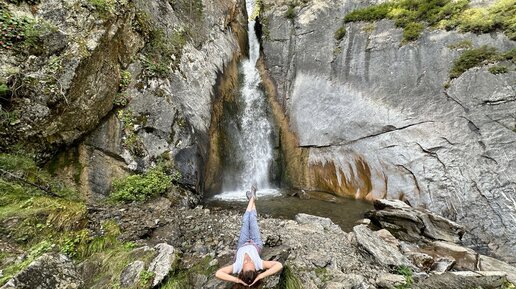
488, 65, 509, 74
344, 0, 516, 42
402, 21, 424, 42
334, 26, 346, 41
344, 3, 393, 22
447, 39, 473, 50
87, 0, 115, 18
449, 45, 500, 78
285, 4, 296, 20
110, 166, 173, 203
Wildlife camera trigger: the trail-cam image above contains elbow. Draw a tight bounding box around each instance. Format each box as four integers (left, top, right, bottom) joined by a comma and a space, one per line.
215, 269, 223, 279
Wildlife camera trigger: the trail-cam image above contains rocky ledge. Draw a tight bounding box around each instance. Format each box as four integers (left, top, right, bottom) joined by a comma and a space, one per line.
3, 199, 515, 289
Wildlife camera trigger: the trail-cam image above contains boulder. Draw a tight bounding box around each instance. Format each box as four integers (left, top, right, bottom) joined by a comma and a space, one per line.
366, 200, 465, 243
415, 271, 508, 289
120, 260, 145, 288
295, 213, 341, 231
425, 241, 478, 271
148, 243, 176, 287
479, 254, 516, 283
353, 225, 412, 267
431, 257, 456, 273
376, 273, 406, 289
406, 252, 434, 270
1, 253, 83, 289
375, 229, 400, 249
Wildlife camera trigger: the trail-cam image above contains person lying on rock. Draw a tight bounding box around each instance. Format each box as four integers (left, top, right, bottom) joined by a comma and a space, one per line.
215, 185, 283, 288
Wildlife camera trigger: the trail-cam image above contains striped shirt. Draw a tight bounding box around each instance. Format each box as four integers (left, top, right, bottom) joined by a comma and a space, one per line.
232, 243, 263, 274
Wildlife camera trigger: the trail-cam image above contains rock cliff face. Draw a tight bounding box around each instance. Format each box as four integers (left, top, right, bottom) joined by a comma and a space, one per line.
259, 0, 516, 262
0, 0, 247, 199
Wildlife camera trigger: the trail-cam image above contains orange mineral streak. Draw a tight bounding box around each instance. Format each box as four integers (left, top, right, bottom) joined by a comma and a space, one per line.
307, 156, 376, 200
256, 58, 310, 189
204, 10, 247, 194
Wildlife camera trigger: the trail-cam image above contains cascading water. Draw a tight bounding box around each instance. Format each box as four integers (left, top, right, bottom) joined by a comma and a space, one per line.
213, 0, 278, 201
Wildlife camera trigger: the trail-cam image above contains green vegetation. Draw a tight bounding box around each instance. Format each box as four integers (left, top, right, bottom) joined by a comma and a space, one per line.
110, 165, 173, 203
0, 83, 9, 98
161, 256, 217, 289
285, 4, 296, 20
447, 39, 473, 50
449, 45, 515, 78
141, 28, 187, 77
81, 238, 157, 288
0, 241, 52, 285
117, 109, 146, 156
334, 26, 346, 41
343, 0, 516, 42
344, 2, 392, 22
139, 270, 155, 286
0, 8, 30, 49
7, 0, 40, 4
394, 265, 413, 289
119, 70, 132, 90
402, 22, 424, 42
488, 65, 509, 74
314, 267, 331, 283
113, 92, 130, 107
87, 0, 115, 18
278, 265, 302, 289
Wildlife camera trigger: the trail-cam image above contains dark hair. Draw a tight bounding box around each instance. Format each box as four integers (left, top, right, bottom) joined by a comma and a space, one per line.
232, 270, 262, 289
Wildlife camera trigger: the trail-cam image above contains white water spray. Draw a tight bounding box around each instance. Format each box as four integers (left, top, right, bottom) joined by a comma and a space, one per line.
214, 0, 279, 201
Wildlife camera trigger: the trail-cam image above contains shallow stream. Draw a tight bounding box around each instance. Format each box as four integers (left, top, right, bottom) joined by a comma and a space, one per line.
205, 189, 372, 232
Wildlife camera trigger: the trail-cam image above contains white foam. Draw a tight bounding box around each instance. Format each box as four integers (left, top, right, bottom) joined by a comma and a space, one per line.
211, 188, 283, 202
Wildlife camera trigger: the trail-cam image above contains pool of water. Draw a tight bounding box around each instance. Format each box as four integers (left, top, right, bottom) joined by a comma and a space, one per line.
204, 189, 373, 232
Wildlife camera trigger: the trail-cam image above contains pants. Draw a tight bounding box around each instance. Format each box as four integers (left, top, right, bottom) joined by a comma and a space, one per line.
237, 209, 263, 250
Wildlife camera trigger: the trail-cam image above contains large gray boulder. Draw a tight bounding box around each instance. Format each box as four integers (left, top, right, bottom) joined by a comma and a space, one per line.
260, 0, 516, 262
416, 271, 508, 289
365, 199, 465, 243
353, 225, 412, 267
1, 253, 83, 289
148, 243, 176, 287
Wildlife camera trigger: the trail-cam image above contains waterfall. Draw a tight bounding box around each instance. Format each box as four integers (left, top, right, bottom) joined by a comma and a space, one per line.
214, 0, 277, 200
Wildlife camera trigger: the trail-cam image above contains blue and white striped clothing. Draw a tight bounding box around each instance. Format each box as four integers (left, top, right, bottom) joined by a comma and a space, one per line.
232, 243, 264, 274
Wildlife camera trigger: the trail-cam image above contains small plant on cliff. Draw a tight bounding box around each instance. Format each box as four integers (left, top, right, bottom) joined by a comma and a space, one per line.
110, 166, 173, 203
402, 22, 424, 42
139, 270, 155, 286
449, 45, 500, 78
334, 26, 346, 41
87, 0, 115, 18
488, 65, 509, 74
0, 9, 30, 49
285, 4, 296, 20
394, 265, 413, 289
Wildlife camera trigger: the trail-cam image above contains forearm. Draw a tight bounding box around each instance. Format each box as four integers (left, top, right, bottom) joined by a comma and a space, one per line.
215, 270, 240, 283
258, 262, 283, 279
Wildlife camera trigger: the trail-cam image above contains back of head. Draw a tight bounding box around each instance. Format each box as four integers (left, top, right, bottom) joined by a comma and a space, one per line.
232, 270, 261, 289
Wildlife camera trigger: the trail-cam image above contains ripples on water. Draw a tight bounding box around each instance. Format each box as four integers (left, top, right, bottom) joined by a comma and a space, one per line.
205, 189, 372, 232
